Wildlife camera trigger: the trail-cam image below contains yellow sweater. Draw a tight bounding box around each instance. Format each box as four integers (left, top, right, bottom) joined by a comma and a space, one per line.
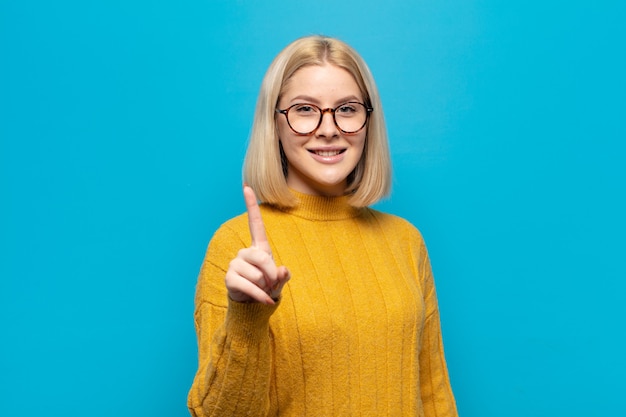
188, 192, 457, 416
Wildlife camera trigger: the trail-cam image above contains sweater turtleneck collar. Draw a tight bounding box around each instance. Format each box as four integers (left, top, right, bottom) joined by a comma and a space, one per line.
276, 189, 364, 221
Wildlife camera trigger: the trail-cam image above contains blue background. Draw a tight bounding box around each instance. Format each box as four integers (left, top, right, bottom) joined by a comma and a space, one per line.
1, 1, 625, 415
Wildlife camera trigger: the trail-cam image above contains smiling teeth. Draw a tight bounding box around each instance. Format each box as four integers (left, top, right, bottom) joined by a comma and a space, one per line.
314, 150, 342, 156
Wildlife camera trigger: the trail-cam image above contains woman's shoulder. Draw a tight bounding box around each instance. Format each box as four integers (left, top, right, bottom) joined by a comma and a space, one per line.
364, 207, 419, 228
205, 212, 248, 252
212, 212, 249, 238
213, 203, 291, 234
363, 208, 426, 242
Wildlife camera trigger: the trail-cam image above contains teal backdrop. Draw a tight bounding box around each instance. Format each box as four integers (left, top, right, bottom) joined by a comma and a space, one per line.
1, 1, 625, 416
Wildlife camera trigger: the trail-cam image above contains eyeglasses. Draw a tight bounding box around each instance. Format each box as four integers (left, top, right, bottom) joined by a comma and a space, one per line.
276, 101, 373, 135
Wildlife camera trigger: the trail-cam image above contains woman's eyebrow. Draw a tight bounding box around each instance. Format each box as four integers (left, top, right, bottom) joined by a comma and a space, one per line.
288, 94, 362, 106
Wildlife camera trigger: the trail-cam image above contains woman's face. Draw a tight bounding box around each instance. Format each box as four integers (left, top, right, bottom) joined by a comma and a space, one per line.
277, 63, 367, 197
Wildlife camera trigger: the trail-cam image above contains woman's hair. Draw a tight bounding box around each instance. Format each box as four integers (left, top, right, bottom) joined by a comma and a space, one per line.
243, 35, 391, 207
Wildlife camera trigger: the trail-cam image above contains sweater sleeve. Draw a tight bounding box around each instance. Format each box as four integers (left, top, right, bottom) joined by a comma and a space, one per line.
415, 233, 459, 417
187, 224, 278, 417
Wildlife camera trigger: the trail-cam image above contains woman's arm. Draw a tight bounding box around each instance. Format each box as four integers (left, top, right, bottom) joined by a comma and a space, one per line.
188, 187, 290, 416
187, 225, 279, 417
415, 233, 458, 416
419, 248, 458, 417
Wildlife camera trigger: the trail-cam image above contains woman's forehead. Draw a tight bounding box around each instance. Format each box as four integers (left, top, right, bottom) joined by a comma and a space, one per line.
280, 64, 361, 101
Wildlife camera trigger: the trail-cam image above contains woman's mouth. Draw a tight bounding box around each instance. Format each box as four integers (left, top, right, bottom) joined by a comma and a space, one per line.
309, 149, 346, 157
308, 148, 347, 164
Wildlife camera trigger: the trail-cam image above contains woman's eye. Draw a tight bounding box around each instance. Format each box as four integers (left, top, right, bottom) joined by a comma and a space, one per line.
295, 105, 316, 113
337, 105, 357, 114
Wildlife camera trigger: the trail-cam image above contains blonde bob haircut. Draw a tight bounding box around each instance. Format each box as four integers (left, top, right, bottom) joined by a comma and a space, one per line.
243, 35, 391, 208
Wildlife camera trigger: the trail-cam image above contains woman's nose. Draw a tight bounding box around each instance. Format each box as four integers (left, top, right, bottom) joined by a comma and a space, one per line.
315, 109, 339, 138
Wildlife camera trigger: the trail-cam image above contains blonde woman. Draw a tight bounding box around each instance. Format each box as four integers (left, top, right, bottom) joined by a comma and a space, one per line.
188, 35, 458, 417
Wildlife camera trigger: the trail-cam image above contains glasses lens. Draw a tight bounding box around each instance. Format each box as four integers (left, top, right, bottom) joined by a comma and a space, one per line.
334, 102, 368, 133
287, 104, 322, 134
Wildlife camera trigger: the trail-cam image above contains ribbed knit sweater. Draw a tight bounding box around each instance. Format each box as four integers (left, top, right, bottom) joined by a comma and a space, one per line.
188, 191, 457, 417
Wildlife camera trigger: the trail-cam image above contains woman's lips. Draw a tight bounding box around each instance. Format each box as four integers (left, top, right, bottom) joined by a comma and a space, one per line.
308, 148, 347, 163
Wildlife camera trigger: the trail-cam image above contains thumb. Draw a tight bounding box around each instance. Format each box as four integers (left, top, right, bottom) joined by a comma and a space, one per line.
270, 266, 291, 300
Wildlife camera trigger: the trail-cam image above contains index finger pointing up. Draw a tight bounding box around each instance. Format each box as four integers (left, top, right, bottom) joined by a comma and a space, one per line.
243, 185, 272, 254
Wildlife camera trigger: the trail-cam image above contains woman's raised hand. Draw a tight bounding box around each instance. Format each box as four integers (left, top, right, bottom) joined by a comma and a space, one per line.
225, 185, 291, 305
